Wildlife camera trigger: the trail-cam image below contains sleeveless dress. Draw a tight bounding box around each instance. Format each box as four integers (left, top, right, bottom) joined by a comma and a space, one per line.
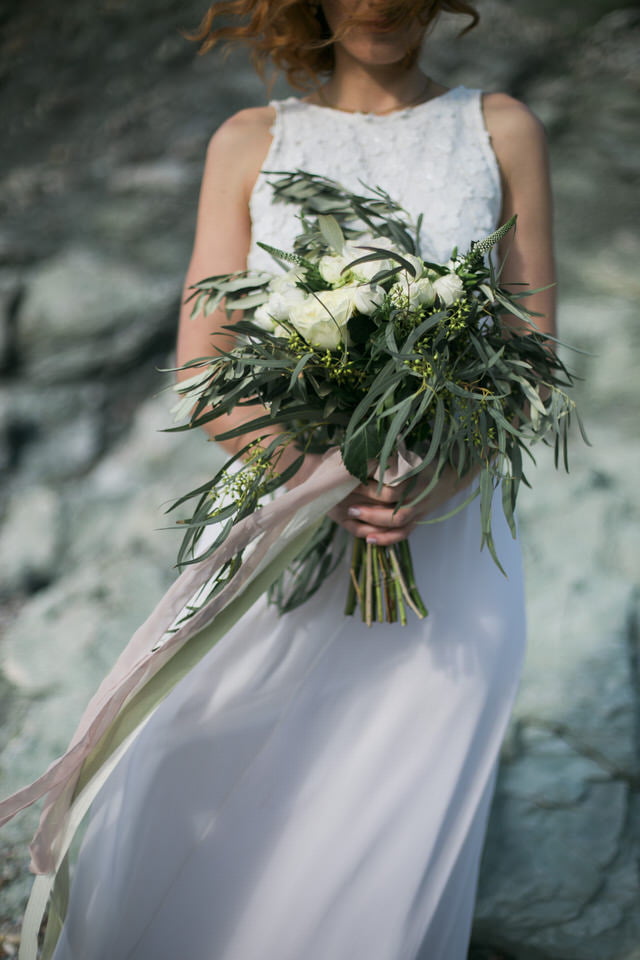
52, 87, 526, 960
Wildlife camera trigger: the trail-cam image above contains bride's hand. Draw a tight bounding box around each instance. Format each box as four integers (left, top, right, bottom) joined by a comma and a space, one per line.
329, 463, 477, 547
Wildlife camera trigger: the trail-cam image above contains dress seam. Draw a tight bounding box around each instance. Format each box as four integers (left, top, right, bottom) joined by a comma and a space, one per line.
248, 99, 284, 229
470, 89, 503, 214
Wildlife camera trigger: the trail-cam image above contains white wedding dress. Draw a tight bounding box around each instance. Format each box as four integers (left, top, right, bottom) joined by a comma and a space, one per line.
52, 87, 526, 960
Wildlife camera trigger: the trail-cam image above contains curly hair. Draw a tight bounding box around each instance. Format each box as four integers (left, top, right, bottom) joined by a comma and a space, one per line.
189, 1, 480, 90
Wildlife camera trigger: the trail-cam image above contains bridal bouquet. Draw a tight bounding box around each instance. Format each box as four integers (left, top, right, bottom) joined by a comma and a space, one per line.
170, 171, 584, 626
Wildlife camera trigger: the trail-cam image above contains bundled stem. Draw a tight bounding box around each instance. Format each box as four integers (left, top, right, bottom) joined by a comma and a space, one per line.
343, 538, 427, 626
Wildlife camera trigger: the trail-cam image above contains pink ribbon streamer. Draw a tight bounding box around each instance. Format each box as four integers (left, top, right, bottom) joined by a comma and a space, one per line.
0, 448, 360, 874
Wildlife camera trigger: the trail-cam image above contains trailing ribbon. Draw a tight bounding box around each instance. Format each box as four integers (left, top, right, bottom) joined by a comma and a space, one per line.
0, 447, 362, 960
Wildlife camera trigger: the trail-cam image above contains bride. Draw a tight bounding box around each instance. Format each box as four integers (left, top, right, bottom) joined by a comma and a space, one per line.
45, 1, 556, 957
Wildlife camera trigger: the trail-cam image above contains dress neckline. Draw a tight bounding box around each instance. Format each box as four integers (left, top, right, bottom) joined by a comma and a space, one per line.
279, 85, 465, 121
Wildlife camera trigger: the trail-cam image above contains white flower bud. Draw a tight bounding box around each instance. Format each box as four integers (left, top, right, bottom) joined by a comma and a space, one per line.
348, 283, 386, 315
409, 277, 436, 308
264, 288, 305, 322
390, 276, 435, 309
269, 269, 305, 294
289, 289, 354, 350
319, 254, 350, 286
433, 272, 465, 306
252, 304, 277, 331
343, 237, 397, 283
400, 253, 425, 280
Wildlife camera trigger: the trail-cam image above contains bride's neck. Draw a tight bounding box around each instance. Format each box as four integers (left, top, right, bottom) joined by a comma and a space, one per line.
316, 53, 431, 115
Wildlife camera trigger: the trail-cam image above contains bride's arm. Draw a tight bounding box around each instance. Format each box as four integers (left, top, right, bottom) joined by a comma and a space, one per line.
483, 92, 557, 340
176, 107, 306, 478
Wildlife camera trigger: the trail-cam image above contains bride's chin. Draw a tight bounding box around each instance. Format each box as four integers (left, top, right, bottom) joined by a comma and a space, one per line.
337, 38, 420, 68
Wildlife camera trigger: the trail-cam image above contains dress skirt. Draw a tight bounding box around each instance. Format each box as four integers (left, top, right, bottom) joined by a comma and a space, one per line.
52, 485, 526, 960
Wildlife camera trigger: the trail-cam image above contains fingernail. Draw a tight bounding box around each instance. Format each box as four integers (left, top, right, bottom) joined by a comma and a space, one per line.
366, 536, 377, 544
348, 507, 361, 518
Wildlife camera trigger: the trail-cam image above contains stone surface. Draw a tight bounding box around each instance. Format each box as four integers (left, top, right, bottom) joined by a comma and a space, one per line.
0, 382, 107, 483
474, 439, 640, 957
0, 486, 60, 595
16, 248, 178, 382
469, 263, 640, 956
0, 270, 21, 374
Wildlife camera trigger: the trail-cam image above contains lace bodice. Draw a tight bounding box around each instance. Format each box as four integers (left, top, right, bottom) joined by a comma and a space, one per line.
248, 85, 502, 271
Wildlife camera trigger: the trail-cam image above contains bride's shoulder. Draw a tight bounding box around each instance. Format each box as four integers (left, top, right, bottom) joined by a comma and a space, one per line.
204, 106, 276, 192
209, 106, 275, 153
481, 92, 548, 173
481, 92, 546, 145
206, 106, 274, 169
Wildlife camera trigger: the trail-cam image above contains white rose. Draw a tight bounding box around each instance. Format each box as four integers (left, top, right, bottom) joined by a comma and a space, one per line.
409, 276, 436, 308
351, 256, 394, 283
399, 253, 425, 281
269, 268, 305, 294
344, 238, 397, 282
347, 283, 386, 315
347, 236, 397, 254
318, 254, 350, 285
289, 289, 354, 350
252, 304, 277, 331
433, 272, 465, 306
263, 288, 305, 322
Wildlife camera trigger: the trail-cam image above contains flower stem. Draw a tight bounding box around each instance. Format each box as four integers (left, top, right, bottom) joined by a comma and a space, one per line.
398, 539, 428, 617
344, 536, 362, 616
395, 575, 407, 626
378, 547, 396, 623
345, 534, 430, 625
372, 545, 384, 622
358, 546, 367, 623
388, 546, 426, 621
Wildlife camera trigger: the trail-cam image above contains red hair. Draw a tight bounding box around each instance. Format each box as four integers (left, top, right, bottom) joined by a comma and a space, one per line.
189, 1, 480, 90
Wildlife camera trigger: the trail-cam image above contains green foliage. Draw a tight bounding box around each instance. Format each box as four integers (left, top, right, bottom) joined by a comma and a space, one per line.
266, 169, 420, 254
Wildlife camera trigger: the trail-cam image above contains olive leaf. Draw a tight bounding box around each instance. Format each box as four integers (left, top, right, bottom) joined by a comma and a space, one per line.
318, 214, 346, 254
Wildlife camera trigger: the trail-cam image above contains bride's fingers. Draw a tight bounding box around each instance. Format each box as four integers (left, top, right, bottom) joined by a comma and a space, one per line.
329, 503, 418, 543
330, 499, 415, 527
346, 503, 415, 528
332, 517, 416, 544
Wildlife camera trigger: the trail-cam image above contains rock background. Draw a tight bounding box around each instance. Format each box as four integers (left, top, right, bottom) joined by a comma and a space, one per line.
0, 0, 639, 956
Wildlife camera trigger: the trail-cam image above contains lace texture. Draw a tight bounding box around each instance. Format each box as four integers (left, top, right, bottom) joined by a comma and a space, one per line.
248, 86, 502, 272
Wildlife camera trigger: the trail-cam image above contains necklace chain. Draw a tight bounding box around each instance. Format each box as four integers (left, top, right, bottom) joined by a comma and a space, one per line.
315, 75, 433, 116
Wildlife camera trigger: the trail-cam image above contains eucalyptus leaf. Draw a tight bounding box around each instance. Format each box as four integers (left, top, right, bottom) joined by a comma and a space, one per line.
318, 215, 345, 254
342, 421, 380, 483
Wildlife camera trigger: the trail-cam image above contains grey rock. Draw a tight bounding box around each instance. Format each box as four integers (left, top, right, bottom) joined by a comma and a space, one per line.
474, 429, 640, 958
62, 388, 222, 571
16, 249, 177, 381
20, 411, 104, 482
0, 486, 60, 595
0, 382, 106, 482
108, 159, 198, 193
0, 270, 22, 373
